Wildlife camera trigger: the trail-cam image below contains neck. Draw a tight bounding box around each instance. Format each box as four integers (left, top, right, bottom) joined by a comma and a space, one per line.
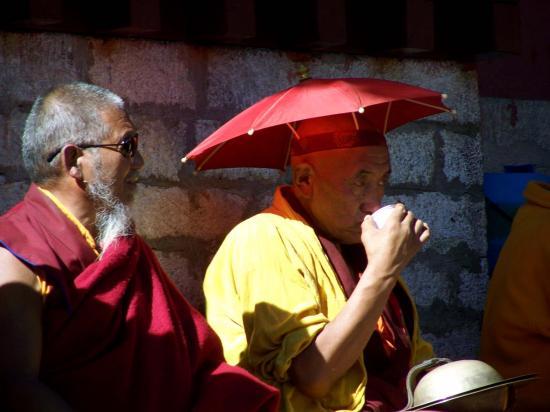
46, 180, 98, 239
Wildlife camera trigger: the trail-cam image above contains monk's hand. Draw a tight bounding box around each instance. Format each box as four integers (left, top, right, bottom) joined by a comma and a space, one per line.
360, 203, 430, 278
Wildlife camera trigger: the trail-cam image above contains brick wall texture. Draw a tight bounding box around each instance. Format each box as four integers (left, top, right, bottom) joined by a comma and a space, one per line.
1, 31, 499, 359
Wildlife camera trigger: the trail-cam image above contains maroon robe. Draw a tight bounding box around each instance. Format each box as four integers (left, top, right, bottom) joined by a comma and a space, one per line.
0, 184, 280, 412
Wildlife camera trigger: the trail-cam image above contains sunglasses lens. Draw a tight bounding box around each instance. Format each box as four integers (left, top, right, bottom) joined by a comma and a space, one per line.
121, 135, 137, 157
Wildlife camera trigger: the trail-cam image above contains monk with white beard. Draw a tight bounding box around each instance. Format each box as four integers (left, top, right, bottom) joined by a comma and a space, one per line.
0, 82, 280, 412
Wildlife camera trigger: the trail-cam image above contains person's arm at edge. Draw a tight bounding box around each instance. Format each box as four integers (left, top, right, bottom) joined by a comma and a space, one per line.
0, 247, 73, 411
289, 206, 430, 399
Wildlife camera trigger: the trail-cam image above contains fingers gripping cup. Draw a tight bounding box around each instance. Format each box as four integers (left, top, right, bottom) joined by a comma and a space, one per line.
371, 204, 396, 229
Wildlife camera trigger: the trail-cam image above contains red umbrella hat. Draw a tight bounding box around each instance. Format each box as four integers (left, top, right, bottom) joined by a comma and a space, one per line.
183, 78, 453, 171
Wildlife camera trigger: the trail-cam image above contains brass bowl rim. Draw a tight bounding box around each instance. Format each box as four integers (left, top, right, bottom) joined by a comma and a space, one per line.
407, 373, 537, 411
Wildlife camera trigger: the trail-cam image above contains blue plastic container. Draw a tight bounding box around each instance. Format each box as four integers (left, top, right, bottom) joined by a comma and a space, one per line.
484, 167, 550, 274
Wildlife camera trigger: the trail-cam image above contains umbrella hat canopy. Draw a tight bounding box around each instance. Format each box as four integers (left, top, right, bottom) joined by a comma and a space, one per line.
184, 78, 452, 171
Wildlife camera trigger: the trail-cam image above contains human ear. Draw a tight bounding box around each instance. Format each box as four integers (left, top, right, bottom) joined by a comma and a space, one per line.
62, 145, 84, 181
292, 163, 314, 198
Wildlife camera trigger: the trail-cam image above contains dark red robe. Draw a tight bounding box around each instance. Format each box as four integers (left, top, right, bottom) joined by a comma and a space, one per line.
0, 184, 280, 412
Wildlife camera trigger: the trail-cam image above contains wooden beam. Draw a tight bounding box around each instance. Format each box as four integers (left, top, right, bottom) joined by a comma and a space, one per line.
313, 0, 347, 49
492, 1, 521, 53
405, 0, 434, 52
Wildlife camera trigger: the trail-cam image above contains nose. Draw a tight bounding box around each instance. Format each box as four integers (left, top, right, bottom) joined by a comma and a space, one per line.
359, 185, 384, 214
360, 200, 382, 214
131, 149, 144, 170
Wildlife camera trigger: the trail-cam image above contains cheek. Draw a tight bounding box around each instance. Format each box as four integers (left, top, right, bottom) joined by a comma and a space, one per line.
100, 163, 129, 190
113, 159, 131, 178
324, 188, 361, 221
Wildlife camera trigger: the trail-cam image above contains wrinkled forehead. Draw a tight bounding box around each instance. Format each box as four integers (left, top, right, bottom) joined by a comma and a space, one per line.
292, 145, 391, 181
353, 145, 391, 164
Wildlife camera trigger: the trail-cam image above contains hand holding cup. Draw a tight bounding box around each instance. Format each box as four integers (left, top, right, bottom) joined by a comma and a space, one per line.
361, 203, 431, 278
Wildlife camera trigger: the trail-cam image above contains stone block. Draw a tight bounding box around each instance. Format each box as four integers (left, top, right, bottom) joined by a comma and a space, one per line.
441, 130, 483, 186
197, 167, 284, 183
206, 48, 294, 111
194, 119, 222, 146
310, 56, 479, 125
402, 262, 452, 307
154, 249, 204, 309
0, 114, 8, 165
131, 185, 191, 238
481, 98, 550, 150
254, 190, 276, 212
131, 113, 188, 181
0, 108, 26, 173
386, 128, 436, 186
458, 263, 489, 311
383, 193, 486, 254
423, 326, 481, 359
0, 32, 81, 104
131, 184, 247, 241
185, 187, 248, 240
480, 97, 550, 173
188, 118, 283, 182
0, 181, 29, 215
403, 258, 488, 311
89, 39, 196, 107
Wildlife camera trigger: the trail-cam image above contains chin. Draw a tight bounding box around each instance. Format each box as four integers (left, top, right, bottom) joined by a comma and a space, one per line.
334, 231, 362, 245
340, 238, 361, 245
346, 232, 363, 245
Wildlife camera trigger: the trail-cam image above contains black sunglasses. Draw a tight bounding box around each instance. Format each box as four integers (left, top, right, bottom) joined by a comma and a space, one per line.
46, 133, 139, 163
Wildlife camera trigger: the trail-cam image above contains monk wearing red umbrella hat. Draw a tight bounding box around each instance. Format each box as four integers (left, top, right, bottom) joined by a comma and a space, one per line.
204, 112, 434, 412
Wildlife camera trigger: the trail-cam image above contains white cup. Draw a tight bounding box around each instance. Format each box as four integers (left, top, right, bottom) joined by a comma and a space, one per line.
371, 204, 396, 229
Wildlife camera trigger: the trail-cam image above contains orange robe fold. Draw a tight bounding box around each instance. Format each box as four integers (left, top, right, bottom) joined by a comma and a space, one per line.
481, 181, 550, 411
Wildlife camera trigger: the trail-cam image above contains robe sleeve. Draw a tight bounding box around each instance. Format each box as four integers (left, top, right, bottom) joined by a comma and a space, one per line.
204, 215, 329, 384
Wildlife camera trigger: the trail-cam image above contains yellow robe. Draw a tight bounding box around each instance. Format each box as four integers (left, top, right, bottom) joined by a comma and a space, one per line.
481, 181, 550, 410
204, 186, 433, 412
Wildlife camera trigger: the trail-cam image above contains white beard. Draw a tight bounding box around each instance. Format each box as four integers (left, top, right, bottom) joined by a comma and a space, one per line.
86, 159, 134, 254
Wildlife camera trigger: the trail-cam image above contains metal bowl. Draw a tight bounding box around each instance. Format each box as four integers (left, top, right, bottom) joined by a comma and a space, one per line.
403, 358, 537, 412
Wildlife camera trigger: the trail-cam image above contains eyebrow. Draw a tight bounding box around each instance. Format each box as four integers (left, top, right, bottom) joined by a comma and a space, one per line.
118, 130, 138, 142
356, 168, 392, 177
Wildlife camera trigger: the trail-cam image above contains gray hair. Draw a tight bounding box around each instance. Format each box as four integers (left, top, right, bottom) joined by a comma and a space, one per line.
22, 82, 124, 183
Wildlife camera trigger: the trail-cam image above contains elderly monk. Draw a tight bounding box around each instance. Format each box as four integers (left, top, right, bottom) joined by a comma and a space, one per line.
481, 181, 550, 411
0, 82, 279, 412
204, 114, 434, 412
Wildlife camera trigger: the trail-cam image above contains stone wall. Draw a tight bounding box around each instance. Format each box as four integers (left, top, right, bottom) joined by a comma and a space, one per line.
480, 98, 550, 174
0, 31, 485, 359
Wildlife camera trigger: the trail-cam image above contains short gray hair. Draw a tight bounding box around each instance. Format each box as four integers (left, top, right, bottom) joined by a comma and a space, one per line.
22, 82, 125, 183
